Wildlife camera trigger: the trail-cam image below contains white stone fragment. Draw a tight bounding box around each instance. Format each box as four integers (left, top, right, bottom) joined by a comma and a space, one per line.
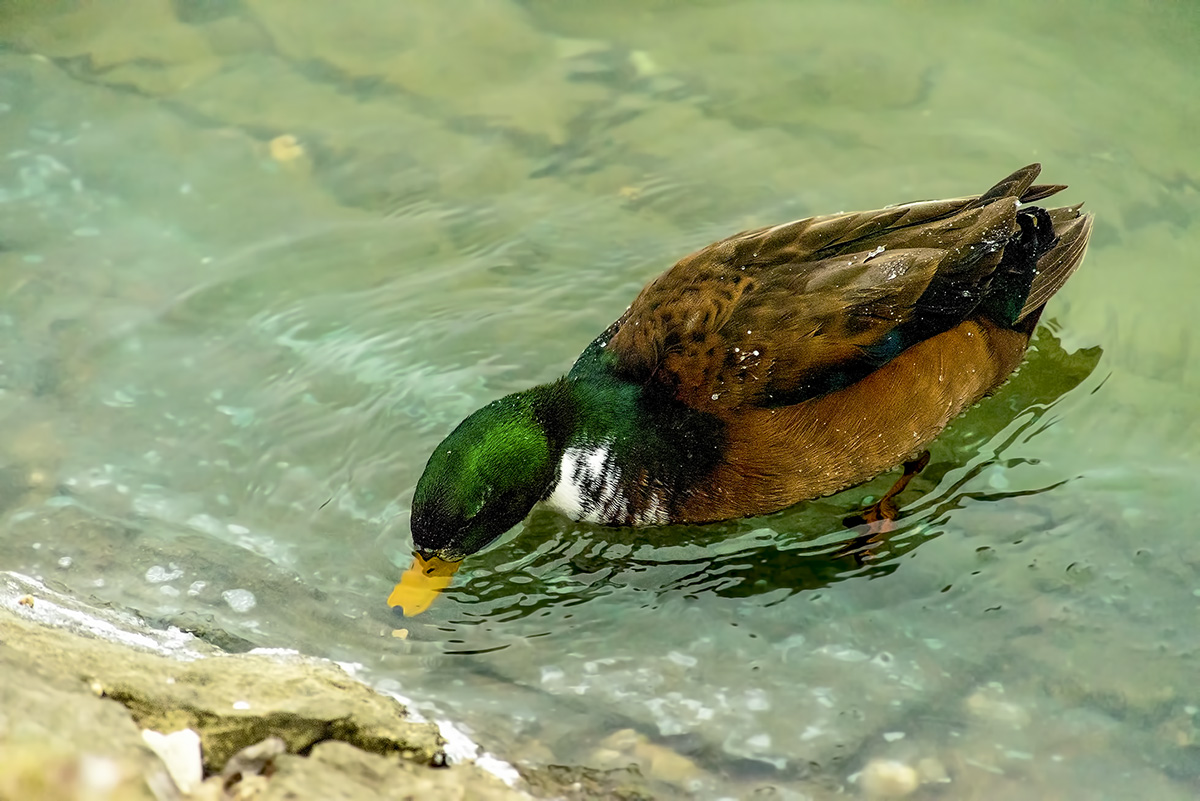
141, 728, 203, 794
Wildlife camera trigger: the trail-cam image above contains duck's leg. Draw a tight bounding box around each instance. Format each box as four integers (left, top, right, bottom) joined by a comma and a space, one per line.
843, 450, 931, 536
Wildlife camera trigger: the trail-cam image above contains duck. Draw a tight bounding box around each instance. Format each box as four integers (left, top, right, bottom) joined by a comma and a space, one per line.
388, 163, 1092, 615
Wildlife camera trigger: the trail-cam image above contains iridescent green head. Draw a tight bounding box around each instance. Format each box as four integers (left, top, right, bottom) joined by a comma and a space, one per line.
411, 386, 564, 560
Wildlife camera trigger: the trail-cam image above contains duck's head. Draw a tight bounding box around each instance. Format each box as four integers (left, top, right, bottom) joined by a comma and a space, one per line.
410, 390, 561, 562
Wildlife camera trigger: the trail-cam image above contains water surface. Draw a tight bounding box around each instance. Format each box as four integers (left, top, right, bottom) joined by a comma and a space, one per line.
1, 1, 1198, 797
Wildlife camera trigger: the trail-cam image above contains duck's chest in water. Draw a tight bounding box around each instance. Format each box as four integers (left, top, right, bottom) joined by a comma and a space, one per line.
541, 442, 671, 527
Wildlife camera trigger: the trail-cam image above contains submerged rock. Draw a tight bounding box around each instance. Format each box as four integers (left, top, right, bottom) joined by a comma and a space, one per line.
93, 647, 444, 773
520, 764, 656, 801
263, 740, 525, 801
1, 0, 220, 95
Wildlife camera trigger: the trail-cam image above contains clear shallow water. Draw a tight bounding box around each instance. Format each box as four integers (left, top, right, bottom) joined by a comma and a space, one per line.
1, 1, 1198, 797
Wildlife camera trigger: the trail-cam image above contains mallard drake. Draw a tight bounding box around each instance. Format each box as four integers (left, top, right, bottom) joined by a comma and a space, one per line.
389, 164, 1092, 614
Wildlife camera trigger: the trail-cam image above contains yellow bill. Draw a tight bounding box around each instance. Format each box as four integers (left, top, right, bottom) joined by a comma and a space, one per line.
387, 553, 463, 616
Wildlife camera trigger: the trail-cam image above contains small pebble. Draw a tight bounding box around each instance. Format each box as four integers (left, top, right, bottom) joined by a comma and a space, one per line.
222, 589, 257, 612
145, 565, 183, 584
635, 740, 702, 786
859, 759, 919, 797
599, 728, 643, 752
17, 594, 34, 607
965, 689, 1031, 728
269, 134, 305, 164
629, 49, 659, 76
587, 747, 626, 769
916, 756, 949, 783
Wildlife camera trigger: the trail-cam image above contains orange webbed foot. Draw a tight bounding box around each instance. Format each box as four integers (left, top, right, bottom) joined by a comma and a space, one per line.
841, 450, 931, 558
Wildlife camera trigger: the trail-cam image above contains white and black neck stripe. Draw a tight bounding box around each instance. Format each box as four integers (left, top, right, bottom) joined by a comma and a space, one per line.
542, 441, 669, 527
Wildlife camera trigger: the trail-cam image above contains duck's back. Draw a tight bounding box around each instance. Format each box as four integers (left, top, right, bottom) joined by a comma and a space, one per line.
596, 164, 1092, 522
603, 164, 1090, 412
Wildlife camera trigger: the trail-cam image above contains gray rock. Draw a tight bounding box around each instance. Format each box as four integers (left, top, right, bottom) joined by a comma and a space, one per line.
0, 572, 530, 799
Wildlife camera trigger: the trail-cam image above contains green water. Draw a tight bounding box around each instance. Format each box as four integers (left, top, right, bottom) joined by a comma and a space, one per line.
2, 0, 1198, 796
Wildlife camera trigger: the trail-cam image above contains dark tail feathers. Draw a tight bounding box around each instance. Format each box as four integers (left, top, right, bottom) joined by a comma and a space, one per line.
977, 164, 1093, 331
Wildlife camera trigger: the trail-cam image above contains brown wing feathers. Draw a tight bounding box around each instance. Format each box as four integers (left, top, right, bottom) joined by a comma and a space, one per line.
605, 164, 1088, 413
